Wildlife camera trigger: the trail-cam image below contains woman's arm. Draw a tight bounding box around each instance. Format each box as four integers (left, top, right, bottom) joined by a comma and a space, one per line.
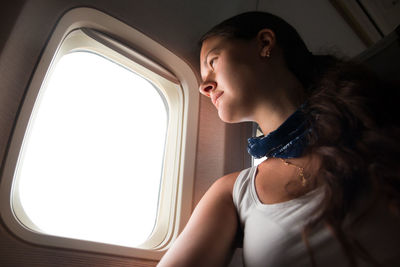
157, 172, 240, 267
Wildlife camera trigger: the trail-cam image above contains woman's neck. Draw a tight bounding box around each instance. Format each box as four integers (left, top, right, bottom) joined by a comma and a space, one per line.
255, 73, 305, 135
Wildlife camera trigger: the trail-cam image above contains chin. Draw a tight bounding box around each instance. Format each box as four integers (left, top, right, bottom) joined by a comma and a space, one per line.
218, 109, 242, 124
218, 110, 232, 123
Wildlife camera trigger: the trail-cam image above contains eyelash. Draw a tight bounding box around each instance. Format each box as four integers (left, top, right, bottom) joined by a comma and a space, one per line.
209, 57, 217, 68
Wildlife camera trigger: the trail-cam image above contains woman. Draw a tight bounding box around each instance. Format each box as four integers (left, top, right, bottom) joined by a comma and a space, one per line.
158, 12, 400, 267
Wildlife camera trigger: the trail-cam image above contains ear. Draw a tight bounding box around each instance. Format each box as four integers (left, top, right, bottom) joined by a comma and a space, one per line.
257, 29, 276, 58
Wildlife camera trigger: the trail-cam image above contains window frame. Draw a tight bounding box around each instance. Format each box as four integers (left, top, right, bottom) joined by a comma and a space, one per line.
0, 7, 199, 260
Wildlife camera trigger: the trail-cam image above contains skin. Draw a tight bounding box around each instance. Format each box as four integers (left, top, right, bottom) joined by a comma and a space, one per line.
157, 29, 317, 267
199, 29, 305, 133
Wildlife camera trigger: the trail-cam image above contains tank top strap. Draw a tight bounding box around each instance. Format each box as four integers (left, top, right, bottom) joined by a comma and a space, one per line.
232, 165, 258, 212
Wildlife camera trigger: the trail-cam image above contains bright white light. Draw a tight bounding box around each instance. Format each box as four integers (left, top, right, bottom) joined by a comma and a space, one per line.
16, 51, 167, 247
253, 157, 267, 166
252, 127, 267, 166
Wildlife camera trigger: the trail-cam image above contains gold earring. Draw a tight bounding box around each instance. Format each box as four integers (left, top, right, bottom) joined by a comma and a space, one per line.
262, 50, 271, 58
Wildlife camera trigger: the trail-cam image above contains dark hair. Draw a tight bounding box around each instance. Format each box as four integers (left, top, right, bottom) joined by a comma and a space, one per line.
201, 11, 400, 266
199, 11, 337, 94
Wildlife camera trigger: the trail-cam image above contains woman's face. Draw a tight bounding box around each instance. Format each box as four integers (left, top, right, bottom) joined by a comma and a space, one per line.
199, 35, 268, 123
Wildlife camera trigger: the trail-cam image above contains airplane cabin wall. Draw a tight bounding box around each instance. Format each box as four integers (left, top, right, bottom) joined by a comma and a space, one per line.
0, 0, 372, 266
0, 0, 253, 266
0, 0, 26, 55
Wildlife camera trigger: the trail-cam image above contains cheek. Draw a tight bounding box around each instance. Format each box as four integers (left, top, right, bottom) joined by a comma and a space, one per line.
225, 57, 256, 86
226, 67, 258, 102
217, 92, 255, 123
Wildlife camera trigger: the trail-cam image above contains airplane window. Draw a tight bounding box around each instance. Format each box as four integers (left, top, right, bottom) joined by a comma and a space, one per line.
0, 8, 198, 259
15, 51, 167, 247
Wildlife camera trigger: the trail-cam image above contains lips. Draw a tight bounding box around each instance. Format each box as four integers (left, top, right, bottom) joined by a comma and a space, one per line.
211, 91, 224, 107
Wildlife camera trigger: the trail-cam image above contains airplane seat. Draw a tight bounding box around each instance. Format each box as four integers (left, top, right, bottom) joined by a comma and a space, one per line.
355, 24, 400, 83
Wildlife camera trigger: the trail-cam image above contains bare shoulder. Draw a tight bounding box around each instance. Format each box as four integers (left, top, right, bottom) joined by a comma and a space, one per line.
157, 170, 243, 267
210, 171, 242, 197
192, 170, 242, 220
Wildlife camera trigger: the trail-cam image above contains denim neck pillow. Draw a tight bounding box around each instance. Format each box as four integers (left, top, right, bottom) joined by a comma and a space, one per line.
247, 106, 310, 159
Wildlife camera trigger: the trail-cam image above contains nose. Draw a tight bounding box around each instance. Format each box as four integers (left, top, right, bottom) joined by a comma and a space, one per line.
199, 81, 217, 97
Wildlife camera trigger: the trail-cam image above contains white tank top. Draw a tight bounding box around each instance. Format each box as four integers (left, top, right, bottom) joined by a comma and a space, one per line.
232, 166, 400, 267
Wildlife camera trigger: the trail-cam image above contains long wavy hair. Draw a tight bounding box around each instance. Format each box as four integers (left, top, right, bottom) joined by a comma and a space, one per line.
200, 11, 400, 266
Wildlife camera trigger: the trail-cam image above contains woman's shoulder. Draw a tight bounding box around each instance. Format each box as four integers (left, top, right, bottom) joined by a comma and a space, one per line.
212, 171, 241, 196
211, 166, 255, 198
219, 166, 255, 186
